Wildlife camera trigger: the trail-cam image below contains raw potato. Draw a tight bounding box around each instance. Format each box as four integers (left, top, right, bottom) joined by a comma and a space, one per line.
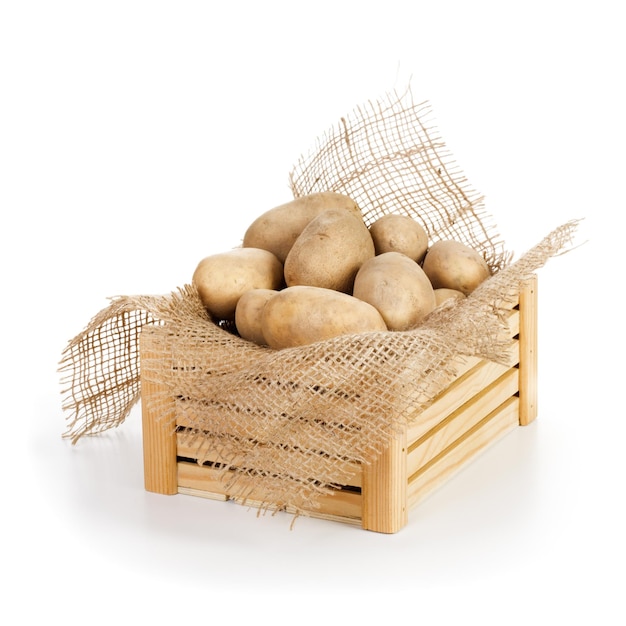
434, 288, 466, 306
369, 214, 429, 262
261, 285, 387, 350
284, 209, 375, 293
192, 247, 284, 320
422, 239, 491, 295
353, 251, 436, 331
242, 192, 361, 263
234, 288, 279, 345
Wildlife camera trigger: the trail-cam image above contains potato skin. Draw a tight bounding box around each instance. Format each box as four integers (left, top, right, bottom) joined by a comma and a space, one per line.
369, 214, 429, 263
284, 209, 375, 293
192, 248, 284, 321
433, 288, 466, 306
422, 240, 491, 295
261, 285, 387, 349
352, 251, 436, 331
242, 192, 361, 263
234, 288, 279, 345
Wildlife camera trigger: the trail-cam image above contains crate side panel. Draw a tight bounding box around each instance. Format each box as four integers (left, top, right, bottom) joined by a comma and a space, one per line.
177, 461, 362, 521
407, 367, 519, 477
407, 396, 520, 511
407, 357, 516, 444
176, 430, 363, 488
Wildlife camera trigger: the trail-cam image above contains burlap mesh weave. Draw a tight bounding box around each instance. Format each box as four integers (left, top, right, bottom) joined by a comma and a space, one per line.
59, 86, 579, 518
289, 87, 510, 272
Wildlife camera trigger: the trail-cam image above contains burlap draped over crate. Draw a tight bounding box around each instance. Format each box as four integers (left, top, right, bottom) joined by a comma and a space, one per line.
59, 86, 579, 518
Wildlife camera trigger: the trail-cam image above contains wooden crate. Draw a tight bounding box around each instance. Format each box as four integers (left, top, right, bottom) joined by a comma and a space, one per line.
141, 275, 538, 533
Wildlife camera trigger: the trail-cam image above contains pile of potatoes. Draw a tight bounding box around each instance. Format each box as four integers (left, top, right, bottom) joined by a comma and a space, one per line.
192, 192, 492, 350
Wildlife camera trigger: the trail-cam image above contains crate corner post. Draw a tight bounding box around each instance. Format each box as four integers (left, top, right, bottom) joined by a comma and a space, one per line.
361, 427, 408, 534
140, 329, 178, 495
518, 274, 538, 426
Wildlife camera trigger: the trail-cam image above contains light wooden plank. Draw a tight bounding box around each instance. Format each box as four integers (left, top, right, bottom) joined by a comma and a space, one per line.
178, 486, 228, 502
519, 275, 538, 425
284, 508, 362, 526
140, 329, 178, 495
235, 492, 362, 521
174, 404, 368, 460
177, 461, 231, 495
507, 308, 520, 338
407, 367, 519, 477
176, 431, 363, 488
407, 358, 514, 444
177, 462, 362, 520
407, 396, 520, 510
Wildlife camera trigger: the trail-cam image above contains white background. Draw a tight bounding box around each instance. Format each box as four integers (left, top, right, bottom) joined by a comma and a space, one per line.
2, 1, 624, 623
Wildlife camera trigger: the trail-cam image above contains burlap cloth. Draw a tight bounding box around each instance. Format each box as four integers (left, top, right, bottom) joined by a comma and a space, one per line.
59, 86, 579, 518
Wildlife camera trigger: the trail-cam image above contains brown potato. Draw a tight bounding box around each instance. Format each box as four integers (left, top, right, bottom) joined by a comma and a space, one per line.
192, 247, 284, 320
261, 285, 387, 349
422, 240, 491, 295
433, 288, 467, 306
284, 209, 375, 293
352, 251, 436, 330
234, 288, 279, 345
242, 192, 361, 263
369, 214, 429, 262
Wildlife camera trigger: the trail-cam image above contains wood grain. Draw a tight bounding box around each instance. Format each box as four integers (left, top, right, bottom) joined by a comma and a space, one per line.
407, 396, 520, 510
361, 428, 407, 533
519, 275, 538, 425
140, 329, 178, 495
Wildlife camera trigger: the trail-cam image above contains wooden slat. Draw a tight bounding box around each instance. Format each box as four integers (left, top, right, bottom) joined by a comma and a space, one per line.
407, 358, 514, 444
141, 330, 178, 495
176, 431, 363, 488
407, 396, 520, 510
407, 367, 519, 477
507, 307, 520, 338
247, 493, 361, 522
177, 461, 232, 496
403, 307, 519, 438
361, 428, 407, 533
284, 508, 362, 526
179, 486, 228, 502
174, 405, 366, 456
177, 462, 362, 521
519, 275, 538, 425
